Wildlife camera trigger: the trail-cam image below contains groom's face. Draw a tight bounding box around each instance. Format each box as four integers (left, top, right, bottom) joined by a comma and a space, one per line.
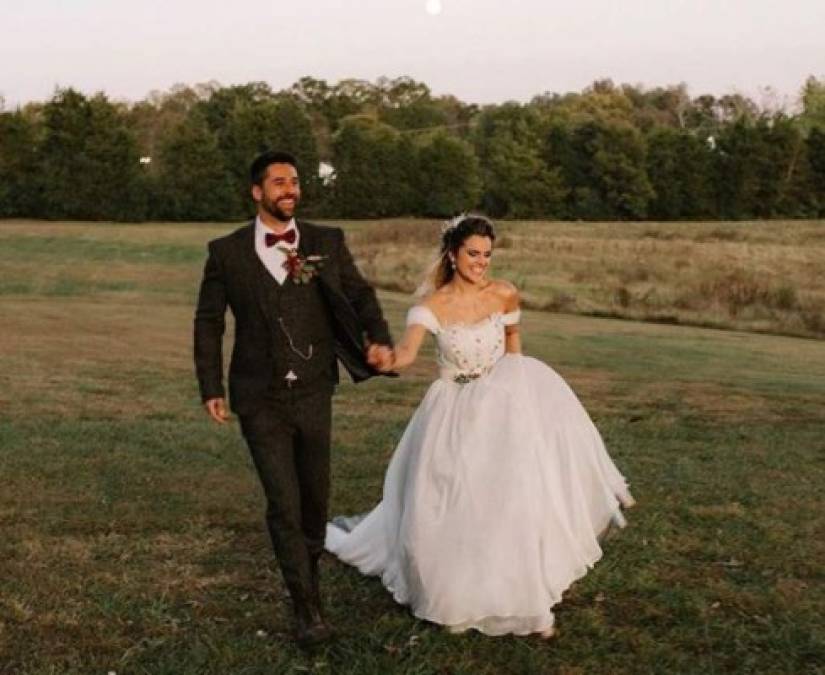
253, 162, 301, 223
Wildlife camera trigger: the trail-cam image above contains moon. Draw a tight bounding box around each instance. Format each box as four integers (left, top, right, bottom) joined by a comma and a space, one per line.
425, 0, 443, 16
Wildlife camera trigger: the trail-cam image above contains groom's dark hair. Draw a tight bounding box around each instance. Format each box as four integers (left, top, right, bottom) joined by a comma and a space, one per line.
250, 150, 298, 186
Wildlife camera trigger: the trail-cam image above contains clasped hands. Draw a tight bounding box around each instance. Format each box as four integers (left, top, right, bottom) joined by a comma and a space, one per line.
366, 343, 395, 372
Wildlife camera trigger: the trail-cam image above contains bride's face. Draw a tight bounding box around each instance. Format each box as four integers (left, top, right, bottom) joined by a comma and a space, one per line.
453, 235, 492, 284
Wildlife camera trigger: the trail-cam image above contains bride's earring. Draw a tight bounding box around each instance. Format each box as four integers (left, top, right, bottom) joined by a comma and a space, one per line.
449, 258, 456, 270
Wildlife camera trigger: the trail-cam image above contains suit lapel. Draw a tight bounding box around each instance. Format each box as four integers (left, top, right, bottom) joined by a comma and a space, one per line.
296, 219, 315, 261
237, 221, 275, 323
299, 222, 370, 374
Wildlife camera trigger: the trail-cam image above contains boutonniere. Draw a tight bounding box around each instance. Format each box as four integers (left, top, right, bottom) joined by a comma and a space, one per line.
278, 246, 326, 284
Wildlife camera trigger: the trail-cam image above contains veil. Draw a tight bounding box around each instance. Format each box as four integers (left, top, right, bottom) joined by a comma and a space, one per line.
413, 249, 447, 299
413, 214, 465, 298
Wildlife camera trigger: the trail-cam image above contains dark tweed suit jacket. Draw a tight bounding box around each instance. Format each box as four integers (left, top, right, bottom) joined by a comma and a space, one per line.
194, 219, 392, 414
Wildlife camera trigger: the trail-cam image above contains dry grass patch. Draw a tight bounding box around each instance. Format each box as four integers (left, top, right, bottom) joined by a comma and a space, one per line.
667, 382, 781, 423
340, 218, 825, 338
1, 298, 204, 418
5, 217, 824, 336
689, 502, 747, 518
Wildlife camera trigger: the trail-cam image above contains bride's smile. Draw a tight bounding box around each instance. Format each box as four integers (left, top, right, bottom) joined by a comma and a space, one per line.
451, 234, 492, 285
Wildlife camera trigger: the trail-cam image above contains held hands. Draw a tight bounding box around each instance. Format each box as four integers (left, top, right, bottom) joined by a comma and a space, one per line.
366, 343, 395, 372
204, 397, 230, 424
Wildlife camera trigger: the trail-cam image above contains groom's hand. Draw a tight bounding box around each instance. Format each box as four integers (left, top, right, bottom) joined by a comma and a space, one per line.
366, 343, 394, 371
204, 397, 230, 424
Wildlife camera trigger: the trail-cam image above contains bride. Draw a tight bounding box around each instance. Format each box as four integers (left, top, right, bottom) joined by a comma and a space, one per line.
326, 214, 634, 637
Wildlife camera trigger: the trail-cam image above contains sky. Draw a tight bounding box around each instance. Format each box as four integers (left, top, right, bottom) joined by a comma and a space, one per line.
1, 0, 823, 109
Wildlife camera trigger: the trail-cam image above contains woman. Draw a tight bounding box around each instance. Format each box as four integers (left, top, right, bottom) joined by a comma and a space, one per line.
326, 215, 634, 637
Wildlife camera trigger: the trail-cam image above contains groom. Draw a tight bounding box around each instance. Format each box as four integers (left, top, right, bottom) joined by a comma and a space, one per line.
194, 150, 392, 645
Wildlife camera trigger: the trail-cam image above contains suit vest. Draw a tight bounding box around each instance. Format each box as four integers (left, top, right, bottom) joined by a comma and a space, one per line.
257, 263, 338, 393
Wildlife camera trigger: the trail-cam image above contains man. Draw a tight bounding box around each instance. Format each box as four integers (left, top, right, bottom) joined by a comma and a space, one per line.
194, 150, 392, 645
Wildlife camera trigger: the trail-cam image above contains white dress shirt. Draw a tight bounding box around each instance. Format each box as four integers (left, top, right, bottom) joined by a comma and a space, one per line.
255, 216, 299, 285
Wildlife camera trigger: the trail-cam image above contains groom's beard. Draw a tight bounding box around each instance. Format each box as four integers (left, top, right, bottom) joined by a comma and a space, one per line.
262, 195, 299, 223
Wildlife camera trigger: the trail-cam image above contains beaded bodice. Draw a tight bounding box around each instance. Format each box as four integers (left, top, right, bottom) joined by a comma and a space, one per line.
406, 305, 521, 383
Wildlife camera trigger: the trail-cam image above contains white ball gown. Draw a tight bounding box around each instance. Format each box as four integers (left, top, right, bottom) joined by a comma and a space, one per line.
326, 305, 633, 636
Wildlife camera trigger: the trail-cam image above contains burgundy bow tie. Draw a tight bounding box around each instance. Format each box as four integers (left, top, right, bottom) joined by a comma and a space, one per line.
265, 229, 296, 247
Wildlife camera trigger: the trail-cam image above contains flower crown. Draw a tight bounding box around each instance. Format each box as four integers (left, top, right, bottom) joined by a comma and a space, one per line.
441, 213, 467, 237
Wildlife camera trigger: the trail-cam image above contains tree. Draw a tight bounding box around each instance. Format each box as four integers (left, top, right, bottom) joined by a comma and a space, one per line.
712, 119, 758, 219
153, 110, 237, 221
808, 128, 825, 215
0, 107, 42, 217
39, 88, 145, 221
645, 127, 713, 219
376, 76, 449, 131
4, 76, 825, 222
799, 76, 825, 134
128, 81, 217, 167
331, 117, 415, 217
765, 116, 817, 217
713, 115, 813, 219
533, 79, 636, 129
474, 104, 568, 218
716, 94, 759, 124
546, 119, 654, 220
621, 83, 691, 131
413, 132, 482, 216
290, 77, 377, 134
684, 94, 722, 138
196, 82, 274, 134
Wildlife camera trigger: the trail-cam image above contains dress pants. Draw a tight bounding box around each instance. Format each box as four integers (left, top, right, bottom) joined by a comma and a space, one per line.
238, 384, 333, 604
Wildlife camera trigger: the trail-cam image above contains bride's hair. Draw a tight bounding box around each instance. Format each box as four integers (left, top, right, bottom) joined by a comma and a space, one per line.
415, 214, 496, 297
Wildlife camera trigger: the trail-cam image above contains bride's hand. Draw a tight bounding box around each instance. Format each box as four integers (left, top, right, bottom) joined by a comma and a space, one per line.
376, 347, 396, 372
367, 344, 394, 371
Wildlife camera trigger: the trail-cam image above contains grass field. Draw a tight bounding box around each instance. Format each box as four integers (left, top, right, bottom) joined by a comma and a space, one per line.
1, 219, 824, 674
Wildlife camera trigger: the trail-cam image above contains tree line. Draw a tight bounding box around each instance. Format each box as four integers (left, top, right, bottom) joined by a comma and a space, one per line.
1, 75, 825, 221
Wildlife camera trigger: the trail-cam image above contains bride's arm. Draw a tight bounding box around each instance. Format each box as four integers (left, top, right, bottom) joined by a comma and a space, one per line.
383, 323, 428, 372
502, 282, 522, 354
505, 323, 522, 354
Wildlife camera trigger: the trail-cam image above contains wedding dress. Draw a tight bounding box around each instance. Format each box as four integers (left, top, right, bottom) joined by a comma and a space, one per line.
326, 305, 633, 636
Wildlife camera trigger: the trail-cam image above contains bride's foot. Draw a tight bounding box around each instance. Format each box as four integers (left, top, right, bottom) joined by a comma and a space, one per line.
538, 626, 557, 640
619, 493, 636, 509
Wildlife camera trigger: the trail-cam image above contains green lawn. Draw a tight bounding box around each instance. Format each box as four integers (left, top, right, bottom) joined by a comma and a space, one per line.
1, 220, 823, 674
